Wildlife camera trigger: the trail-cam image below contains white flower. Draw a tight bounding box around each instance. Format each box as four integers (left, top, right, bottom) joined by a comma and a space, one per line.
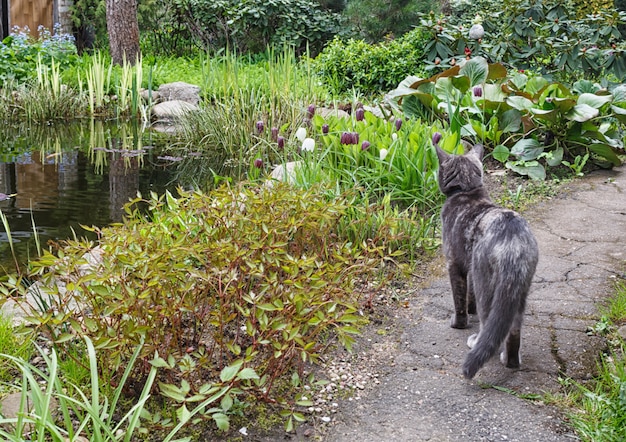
302, 137, 316, 152
391, 133, 398, 141
295, 127, 307, 142
379, 148, 388, 161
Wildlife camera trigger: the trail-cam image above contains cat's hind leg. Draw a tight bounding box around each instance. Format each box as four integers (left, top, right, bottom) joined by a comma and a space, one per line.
500, 312, 523, 369
449, 264, 470, 329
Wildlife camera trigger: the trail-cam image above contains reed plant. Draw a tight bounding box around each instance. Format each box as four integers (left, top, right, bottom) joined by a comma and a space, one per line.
15, 56, 82, 122
117, 56, 143, 118
84, 51, 112, 116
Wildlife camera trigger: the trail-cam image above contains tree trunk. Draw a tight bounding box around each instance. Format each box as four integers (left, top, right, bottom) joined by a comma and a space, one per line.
105, 0, 140, 65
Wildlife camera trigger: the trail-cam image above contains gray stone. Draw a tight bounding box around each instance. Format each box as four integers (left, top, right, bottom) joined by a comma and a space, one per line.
151, 100, 198, 120
318, 107, 350, 120
156, 81, 201, 105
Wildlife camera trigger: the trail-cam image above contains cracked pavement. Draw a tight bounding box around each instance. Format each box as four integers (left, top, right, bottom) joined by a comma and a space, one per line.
319, 166, 626, 442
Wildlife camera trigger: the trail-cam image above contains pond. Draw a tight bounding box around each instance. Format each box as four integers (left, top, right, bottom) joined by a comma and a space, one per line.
0, 120, 179, 275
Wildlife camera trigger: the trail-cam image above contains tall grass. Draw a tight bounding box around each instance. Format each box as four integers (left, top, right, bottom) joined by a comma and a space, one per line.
84, 51, 112, 116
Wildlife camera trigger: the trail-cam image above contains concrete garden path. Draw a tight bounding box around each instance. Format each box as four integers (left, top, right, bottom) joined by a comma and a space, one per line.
320, 165, 626, 441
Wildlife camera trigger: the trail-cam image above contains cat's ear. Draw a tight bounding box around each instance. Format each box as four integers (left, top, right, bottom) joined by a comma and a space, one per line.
470, 144, 484, 159
435, 146, 448, 164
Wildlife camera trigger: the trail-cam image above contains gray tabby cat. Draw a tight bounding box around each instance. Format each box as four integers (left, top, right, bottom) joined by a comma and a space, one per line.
436, 143, 539, 379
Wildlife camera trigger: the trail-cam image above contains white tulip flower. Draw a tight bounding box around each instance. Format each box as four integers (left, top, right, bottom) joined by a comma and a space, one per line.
379, 148, 388, 161
295, 127, 307, 142
302, 137, 316, 152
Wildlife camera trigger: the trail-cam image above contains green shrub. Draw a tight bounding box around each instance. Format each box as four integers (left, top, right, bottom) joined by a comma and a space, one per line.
172, 0, 346, 55
312, 28, 429, 95
0, 25, 78, 83
388, 57, 625, 179
3, 184, 381, 414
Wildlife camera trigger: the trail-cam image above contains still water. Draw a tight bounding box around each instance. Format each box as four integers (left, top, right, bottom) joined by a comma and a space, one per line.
0, 120, 177, 274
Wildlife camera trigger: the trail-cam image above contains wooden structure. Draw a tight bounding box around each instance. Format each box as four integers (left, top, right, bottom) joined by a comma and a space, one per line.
1, 0, 71, 39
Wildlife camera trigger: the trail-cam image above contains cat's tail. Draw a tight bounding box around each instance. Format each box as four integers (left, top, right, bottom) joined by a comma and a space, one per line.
462, 281, 523, 379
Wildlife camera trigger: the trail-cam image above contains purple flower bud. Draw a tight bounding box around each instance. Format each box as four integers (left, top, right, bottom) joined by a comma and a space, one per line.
473, 86, 483, 97
307, 104, 316, 119
271, 126, 279, 141
432, 132, 442, 146
395, 118, 403, 131
256, 120, 264, 134
341, 132, 351, 145
254, 158, 263, 168
355, 107, 365, 121
277, 136, 285, 149
361, 140, 371, 151
352, 132, 360, 145
322, 124, 329, 135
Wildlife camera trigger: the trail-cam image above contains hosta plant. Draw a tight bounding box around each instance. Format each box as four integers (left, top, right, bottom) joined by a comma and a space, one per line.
387, 57, 625, 179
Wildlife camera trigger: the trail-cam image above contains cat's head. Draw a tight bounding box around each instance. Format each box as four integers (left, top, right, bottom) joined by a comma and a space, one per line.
435, 144, 484, 196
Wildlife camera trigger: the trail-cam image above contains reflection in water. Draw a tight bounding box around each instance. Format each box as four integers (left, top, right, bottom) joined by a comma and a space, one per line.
0, 120, 176, 274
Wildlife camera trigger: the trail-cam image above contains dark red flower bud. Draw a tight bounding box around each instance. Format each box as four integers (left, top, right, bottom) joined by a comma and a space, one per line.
277, 136, 285, 149
254, 158, 263, 168
307, 104, 316, 119
256, 120, 264, 134
361, 140, 371, 151
271, 126, 279, 141
322, 124, 329, 135
395, 118, 403, 131
473, 86, 483, 97
355, 107, 365, 121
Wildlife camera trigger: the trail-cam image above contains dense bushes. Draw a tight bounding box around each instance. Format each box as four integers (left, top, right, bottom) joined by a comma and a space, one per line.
312, 28, 430, 95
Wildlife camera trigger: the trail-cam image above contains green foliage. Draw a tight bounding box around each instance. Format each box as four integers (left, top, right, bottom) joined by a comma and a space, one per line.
0, 25, 78, 83
388, 57, 625, 179
0, 315, 32, 383
430, 1, 626, 82
2, 184, 382, 427
0, 335, 206, 441
565, 281, 626, 441
344, 0, 437, 42
171, 0, 347, 55
312, 28, 430, 95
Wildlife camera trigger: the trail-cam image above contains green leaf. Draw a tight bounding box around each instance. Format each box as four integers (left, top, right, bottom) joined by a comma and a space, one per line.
587, 144, 622, 166
459, 57, 488, 86
506, 161, 546, 180
492, 145, 510, 163
546, 147, 564, 167
176, 404, 191, 424
213, 412, 230, 431
220, 394, 233, 412
506, 96, 535, 111
511, 139, 543, 161
611, 105, 626, 124
220, 360, 243, 382
611, 85, 626, 103
236, 367, 260, 380
566, 104, 599, 122
499, 109, 522, 133
577, 93, 612, 109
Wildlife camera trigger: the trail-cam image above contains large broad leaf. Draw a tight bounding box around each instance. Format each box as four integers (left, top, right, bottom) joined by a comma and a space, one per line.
610, 104, 626, 124
506, 161, 546, 180
487, 63, 508, 81
587, 143, 622, 166
525, 77, 550, 95
459, 57, 489, 87
506, 96, 535, 111
492, 144, 510, 163
551, 97, 576, 114
529, 108, 558, 123
483, 83, 507, 103
573, 80, 601, 94
511, 138, 544, 161
545, 146, 563, 166
577, 93, 612, 109
402, 93, 433, 118
450, 75, 471, 94
611, 85, 626, 104
566, 103, 599, 122
499, 109, 522, 133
